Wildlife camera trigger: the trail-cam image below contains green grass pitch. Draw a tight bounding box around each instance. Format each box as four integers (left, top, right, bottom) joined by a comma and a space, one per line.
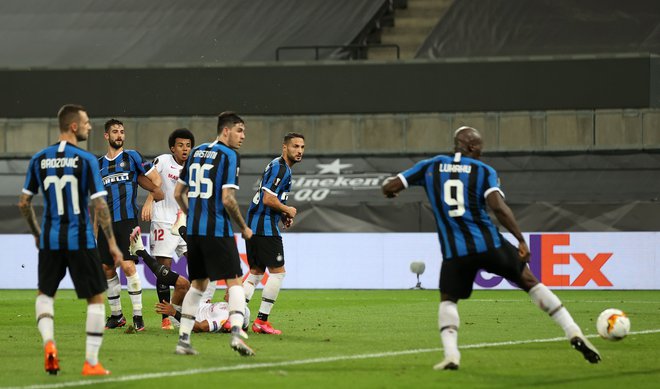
2, 289, 659, 388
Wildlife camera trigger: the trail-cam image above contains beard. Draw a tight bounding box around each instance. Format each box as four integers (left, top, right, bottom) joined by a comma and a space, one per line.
109, 140, 123, 149
75, 132, 88, 142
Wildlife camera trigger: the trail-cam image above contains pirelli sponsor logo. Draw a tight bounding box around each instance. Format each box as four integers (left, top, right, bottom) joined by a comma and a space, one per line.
102, 172, 130, 185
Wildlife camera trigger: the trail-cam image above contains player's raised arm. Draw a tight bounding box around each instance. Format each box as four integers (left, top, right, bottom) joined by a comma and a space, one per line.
18, 193, 40, 248
485, 191, 529, 262
222, 187, 252, 240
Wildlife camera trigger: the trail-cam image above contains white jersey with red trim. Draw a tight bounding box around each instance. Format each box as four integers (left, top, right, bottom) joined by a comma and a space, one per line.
151, 153, 183, 224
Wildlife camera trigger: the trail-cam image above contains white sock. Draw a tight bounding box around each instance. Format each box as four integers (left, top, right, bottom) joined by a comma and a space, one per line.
179, 287, 203, 344
259, 273, 285, 315
201, 281, 217, 302
439, 301, 460, 361
85, 303, 105, 366
529, 283, 581, 338
106, 275, 122, 316
126, 273, 143, 316
36, 294, 55, 346
243, 273, 264, 303
227, 285, 246, 330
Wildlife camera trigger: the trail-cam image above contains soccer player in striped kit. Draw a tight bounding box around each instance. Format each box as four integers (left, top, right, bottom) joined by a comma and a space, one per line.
173, 111, 254, 356
382, 126, 600, 370
243, 132, 304, 335
19, 104, 123, 376
97, 119, 163, 331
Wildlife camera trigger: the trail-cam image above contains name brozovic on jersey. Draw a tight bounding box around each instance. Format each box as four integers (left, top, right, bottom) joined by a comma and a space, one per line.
247, 157, 292, 237
179, 140, 240, 238
98, 150, 152, 222
398, 153, 505, 260
23, 141, 107, 250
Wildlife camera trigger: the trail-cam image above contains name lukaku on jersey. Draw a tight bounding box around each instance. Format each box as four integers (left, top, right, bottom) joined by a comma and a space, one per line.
41, 156, 79, 169
439, 163, 472, 173
102, 172, 130, 185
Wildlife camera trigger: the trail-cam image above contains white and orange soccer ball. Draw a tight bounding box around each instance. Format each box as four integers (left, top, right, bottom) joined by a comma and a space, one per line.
596, 308, 630, 340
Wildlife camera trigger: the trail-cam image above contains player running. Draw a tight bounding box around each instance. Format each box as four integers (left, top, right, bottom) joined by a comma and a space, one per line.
382, 126, 600, 370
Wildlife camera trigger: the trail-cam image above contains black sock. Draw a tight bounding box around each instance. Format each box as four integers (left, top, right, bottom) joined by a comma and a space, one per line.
257, 312, 269, 321
157, 284, 171, 319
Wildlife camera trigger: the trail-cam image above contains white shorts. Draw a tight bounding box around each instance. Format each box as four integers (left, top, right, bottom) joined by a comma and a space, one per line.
150, 221, 187, 259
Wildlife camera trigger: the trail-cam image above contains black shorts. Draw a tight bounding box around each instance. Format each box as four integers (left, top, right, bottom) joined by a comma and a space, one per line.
440, 240, 526, 299
39, 249, 107, 299
98, 218, 138, 266
246, 235, 285, 270
186, 235, 243, 281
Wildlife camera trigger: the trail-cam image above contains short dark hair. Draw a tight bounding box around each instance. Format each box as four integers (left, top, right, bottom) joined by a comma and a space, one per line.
168, 128, 195, 149
57, 104, 85, 132
104, 118, 123, 133
217, 111, 244, 134
284, 132, 305, 143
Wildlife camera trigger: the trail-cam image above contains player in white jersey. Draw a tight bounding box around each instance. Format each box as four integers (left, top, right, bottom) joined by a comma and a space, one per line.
141, 128, 195, 330
155, 292, 250, 333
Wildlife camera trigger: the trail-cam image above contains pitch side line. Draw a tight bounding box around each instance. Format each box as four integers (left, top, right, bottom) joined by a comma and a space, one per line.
8, 329, 660, 389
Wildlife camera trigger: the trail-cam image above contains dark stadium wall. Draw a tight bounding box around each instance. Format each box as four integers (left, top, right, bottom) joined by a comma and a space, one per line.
1, 56, 657, 118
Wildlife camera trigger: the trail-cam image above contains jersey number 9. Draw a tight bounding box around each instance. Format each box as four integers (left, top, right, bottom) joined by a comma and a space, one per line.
443, 179, 465, 217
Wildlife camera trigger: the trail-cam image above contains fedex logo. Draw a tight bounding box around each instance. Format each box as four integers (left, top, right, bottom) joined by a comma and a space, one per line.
475, 233, 613, 288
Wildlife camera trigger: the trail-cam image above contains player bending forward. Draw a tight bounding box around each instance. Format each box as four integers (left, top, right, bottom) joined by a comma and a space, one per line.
382, 126, 600, 370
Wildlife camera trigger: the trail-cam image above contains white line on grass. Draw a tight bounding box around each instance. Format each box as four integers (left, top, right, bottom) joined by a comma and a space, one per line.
470, 299, 660, 304
7, 329, 660, 389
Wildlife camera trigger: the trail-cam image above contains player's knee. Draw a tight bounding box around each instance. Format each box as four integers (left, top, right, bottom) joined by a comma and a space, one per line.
175, 277, 190, 292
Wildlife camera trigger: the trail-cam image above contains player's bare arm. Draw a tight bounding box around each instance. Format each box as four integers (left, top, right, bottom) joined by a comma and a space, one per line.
137, 171, 164, 201
18, 193, 40, 248
485, 191, 530, 262
222, 187, 252, 240
173, 182, 189, 215
262, 190, 296, 219
141, 192, 154, 221
92, 197, 123, 267
381, 176, 404, 198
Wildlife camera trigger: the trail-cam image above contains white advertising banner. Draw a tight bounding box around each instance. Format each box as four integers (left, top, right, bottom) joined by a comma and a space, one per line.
3, 232, 659, 290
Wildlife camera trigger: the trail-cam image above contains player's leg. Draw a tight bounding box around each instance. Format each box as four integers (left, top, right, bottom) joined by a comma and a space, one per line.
520, 269, 600, 363
433, 256, 477, 371
176, 278, 207, 355
248, 236, 284, 335
434, 294, 461, 371
120, 259, 144, 330
493, 242, 600, 364
82, 293, 110, 376
253, 265, 284, 335
226, 277, 254, 356
244, 238, 265, 304
98, 229, 125, 327
69, 249, 111, 375
175, 235, 205, 355
36, 250, 66, 375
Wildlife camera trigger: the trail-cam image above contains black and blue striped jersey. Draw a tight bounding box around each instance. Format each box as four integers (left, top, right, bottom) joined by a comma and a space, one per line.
247, 157, 292, 237
23, 141, 107, 250
179, 140, 240, 238
398, 152, 504, 260
98, 150, 151, 222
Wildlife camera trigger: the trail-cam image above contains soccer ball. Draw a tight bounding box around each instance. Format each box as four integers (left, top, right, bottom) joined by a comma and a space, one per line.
596, 308, 630, 340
